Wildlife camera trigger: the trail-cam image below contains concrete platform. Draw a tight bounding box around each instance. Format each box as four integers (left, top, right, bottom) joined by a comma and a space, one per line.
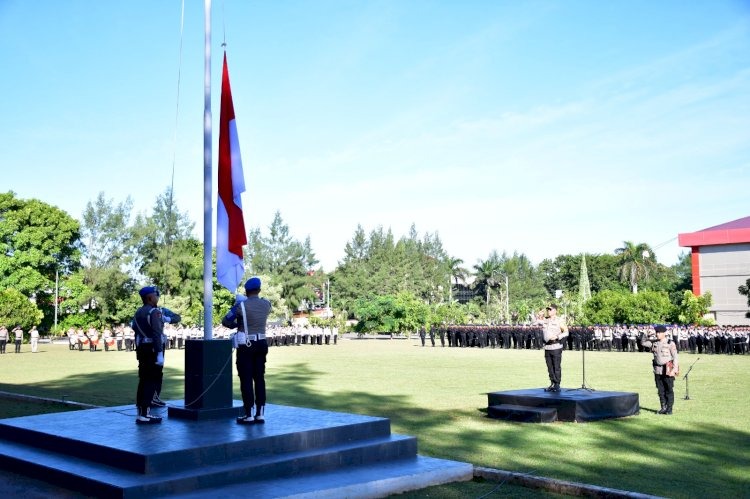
0, 402, 472, 498
487, 388, 639, 422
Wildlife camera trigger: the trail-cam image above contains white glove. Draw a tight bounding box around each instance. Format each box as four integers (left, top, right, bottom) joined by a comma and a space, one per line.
156, 352, 164, 366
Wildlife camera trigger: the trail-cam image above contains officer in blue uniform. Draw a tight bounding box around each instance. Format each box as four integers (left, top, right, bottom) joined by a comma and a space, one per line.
132, 286, 167, 424
222, 277, 272, 425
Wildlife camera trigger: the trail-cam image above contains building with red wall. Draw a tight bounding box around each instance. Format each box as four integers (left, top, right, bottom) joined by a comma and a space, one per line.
678, 215, 750, 325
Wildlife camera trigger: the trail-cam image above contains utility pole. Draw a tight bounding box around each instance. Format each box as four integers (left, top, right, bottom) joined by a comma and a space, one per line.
54, 268, 59, 332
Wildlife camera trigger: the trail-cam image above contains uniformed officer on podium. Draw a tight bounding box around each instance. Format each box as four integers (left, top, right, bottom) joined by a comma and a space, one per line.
540, 304, 569, 392
222, 277, 271, 425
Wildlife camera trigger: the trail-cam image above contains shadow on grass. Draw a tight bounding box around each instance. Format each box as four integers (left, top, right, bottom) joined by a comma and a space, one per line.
268, 362, 749, 499
1, 361, 748, 498
0, 365, 186, 409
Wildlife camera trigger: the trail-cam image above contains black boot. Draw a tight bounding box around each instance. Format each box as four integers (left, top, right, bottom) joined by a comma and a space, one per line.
657, 397, 667, 414
665, 405, 673, 415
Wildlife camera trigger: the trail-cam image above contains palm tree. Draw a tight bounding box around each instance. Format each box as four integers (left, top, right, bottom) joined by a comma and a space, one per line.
473, 256, 503, 314
615, 241, 655, 293
447, 257, 467, 301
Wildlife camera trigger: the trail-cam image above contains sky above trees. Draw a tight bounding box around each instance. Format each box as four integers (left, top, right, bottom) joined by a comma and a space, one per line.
2, 1, 748, 271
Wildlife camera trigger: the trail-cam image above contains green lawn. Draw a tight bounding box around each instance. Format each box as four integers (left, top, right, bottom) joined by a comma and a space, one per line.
1, 340, 747, 498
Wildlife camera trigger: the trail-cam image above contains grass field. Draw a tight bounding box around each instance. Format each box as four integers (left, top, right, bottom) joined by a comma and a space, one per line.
1, 339, 748, 498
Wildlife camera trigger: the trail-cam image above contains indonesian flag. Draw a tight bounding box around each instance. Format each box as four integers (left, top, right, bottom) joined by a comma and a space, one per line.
216, 53, 247, 292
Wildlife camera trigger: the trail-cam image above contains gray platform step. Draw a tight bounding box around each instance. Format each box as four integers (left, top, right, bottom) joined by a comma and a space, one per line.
0, 403, 472, 498
171, 455, 474, 499
487, 404, 558, 423
0, 433, 417, 498
0, 403, 394, 474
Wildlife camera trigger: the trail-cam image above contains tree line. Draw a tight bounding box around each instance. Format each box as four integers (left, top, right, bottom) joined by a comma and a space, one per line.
0, 190, 721, 334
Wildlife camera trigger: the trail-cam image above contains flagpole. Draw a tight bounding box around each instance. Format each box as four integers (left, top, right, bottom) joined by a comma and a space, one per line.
202, 0, 213, 340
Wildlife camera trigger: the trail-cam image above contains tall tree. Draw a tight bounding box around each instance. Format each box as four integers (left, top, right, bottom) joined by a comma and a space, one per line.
0, 288, 43, 331
579, 254, 592, 302
80, 193, 137, 325
132, 187, 196, 296
247, 211, 319, 314
0, 191, 81, 329
615, 241, 656, 294
447, 257, 467, 302
332, 224, 455, 315
473, 252, 503, 318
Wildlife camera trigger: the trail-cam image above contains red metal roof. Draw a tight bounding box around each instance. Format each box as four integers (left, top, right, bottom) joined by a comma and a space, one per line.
678, 215, 750, 247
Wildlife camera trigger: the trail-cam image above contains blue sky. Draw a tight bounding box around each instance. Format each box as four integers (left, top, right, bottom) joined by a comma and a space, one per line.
2, 1, 749, 271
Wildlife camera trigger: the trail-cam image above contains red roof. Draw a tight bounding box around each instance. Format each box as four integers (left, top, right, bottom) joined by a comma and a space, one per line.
678, 215, 750, 247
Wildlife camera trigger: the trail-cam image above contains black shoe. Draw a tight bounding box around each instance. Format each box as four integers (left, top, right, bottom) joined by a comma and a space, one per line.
544, 384, 555, 392
665, 407, 672, 415
551, 384, 561, 392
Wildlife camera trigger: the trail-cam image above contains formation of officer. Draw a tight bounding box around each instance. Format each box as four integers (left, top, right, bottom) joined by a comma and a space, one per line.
641, 325, 679, 415
421, 323, 748, 356
222, 277, 271, 425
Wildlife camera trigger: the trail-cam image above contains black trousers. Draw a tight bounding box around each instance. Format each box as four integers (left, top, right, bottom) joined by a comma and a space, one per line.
544, 348, 562, 384
654, 373, 675, 408
15, 340, 21, 353
0, 339, 6, 353
136, 345, 159, 415
236, 340, 268, 414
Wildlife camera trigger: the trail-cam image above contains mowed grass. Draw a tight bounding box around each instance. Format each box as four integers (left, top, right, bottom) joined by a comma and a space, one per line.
0, 339, 748, 498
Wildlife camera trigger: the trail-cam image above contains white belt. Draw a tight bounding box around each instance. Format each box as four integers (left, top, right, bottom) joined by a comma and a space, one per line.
237, 333, 266, 342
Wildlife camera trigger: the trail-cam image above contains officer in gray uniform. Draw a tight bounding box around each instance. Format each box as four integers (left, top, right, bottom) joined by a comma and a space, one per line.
642, 325, 679, 415
540, 304, 569, 392
222, 277, 271, 425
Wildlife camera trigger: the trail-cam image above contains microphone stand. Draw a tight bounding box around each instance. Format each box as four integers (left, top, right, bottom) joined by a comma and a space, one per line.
568, 329, 595, 392
579, 340, 595, 391
683, 357, 700, 400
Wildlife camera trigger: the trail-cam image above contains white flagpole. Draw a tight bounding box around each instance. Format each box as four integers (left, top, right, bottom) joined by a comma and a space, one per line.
202, 0, 213, 340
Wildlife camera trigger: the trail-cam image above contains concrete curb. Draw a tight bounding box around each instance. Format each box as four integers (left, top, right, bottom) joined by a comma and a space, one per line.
474, 466, 665, 498
0, 391, 100, 409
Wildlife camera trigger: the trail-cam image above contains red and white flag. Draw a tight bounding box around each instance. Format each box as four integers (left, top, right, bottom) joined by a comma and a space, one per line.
216, 52, 247, 292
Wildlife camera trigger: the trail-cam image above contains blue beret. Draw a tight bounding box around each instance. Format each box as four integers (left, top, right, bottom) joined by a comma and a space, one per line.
139, 286, 159, 298
244, 277, 262, 291
655, 325, 667, 333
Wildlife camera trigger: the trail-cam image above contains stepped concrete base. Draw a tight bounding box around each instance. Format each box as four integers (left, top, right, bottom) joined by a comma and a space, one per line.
488, 388, 639, 422
487, 404, 558, 423
0, 402, 472, 498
